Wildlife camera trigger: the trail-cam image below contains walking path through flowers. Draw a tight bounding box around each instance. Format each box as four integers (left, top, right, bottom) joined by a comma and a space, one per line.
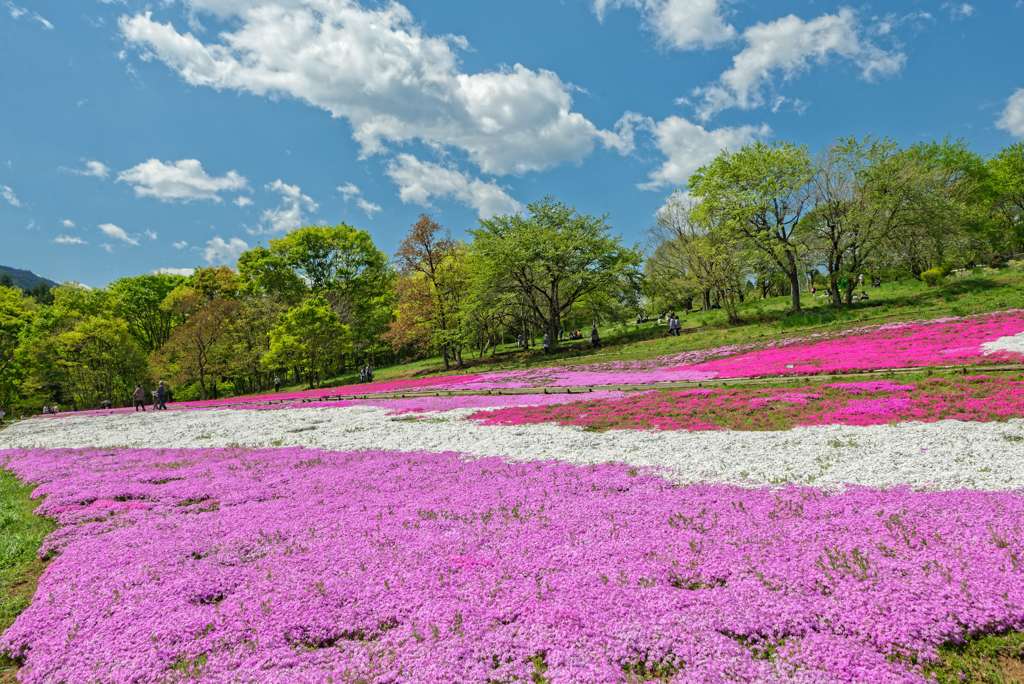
3, 310, 1024, 683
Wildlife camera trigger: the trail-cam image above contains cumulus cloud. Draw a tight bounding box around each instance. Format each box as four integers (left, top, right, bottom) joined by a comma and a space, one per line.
255, 180, 318, 234
1, 185, 20, 207
638, 116, 770, 190
337, 183, 382, 218
385, 154, 522, 218
117, 158, 249, 202
119, 1, 631, 176
592, 0, 735, 50
153, 267, 195, 276
5, 2, 53, 29
59, 159, 111, 179
234, 196, 253, 207
99, 222, 139, 245
997, 88, 1024, 138
202, 236, 249, 265
693, 9, 905, 120
53, 235, 87, 245
62, 219, 76, 228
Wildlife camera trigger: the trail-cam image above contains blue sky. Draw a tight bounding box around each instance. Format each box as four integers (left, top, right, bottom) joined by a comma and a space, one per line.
1, 0, 1022, 288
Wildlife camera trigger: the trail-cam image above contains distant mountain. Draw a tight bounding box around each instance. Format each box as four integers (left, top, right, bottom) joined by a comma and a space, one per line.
0, 265, 60, 290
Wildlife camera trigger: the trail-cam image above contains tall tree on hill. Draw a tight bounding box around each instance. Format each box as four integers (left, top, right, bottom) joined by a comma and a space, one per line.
109, 273, 189, 352
471, 197, 643, 347
690, 141, 814, 314
385, 215, 469, 369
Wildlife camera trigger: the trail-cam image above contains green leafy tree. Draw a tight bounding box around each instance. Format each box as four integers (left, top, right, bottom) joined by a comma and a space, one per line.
690, 141, 814, 314
109, 273, 188, 352
0, 287, 34, 412
989, 141, 1024, 255
471, 197, 643, 346
263, 297, 352, 388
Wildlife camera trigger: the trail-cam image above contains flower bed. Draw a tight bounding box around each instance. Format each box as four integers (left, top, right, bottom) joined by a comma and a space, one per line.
3, 446, 1024, 683
471, 376, 1024, 432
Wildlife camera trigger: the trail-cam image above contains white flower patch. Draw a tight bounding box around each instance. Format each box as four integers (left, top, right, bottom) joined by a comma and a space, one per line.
4, 407, 1024, 491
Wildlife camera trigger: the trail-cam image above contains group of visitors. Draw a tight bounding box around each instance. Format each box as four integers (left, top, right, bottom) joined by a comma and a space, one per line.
41, 403, 60, 414
359, 364, 374, 383
132, 381, 169, 412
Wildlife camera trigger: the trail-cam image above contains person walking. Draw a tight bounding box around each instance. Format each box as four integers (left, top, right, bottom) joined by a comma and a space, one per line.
274, 375, 281, 392
359, 366, 366, 383
365, 363, 373, 383
156, 381, 167, 410
133, 384, 146, 412
542, 333, 551, 355
590, 325, 601, 349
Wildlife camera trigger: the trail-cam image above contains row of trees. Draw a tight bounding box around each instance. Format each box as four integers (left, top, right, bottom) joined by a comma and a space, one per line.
0, 198, 642, 410
647, 137, 1024, 322
1, 136, 1020, 411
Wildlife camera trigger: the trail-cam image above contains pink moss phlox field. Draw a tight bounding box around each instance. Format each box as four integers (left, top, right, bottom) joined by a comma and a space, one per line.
471, 376, 1024, 432
4, 447, 1024, 683
674, 312, 1024, 379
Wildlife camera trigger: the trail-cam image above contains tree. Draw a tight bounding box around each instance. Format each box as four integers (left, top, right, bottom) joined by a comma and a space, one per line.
989, 141, 1024, 255
471, 197, 643, 346
109, 273, 188, 352
0, 273, 13, 289
384, 215, 469, 369
153, 290, 240, 400
647, 192, 748, 323
242, 225, 393, 363
804, 136, 907, 305
0, 287, 34, 411
262, 297, 351, 388
690, 141, 814, 314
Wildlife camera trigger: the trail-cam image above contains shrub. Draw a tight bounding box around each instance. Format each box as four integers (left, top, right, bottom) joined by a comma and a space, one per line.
921, 268, 945, 287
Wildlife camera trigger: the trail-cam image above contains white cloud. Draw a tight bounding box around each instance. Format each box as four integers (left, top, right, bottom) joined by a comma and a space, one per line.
98, 222, 140, 245
5, 2, 53, 29
62, 219, 76, 228
693, 9, 905, 121
153, 267, 195, 276
337, 183, 382, 217
119, 2, 631, 176
255, 180, 318, 234
942, 3, 974, 20
117, 158, 249, 202
59, 159, 111, 179
173, 241, 189, 249
24, 219, 37, 230
0, 185, 20, 207
638, 115, 770, 190
385, 154, 522, 218
101, 244, 113, 253
337, 183, 361, 200
356, 198, 382, 218
592, 0, 735, 50
202, 236, 249, 265
53, 235, 87, 245
997, 88, 1024, 138
144, 229, 158, 240
234, 196, 253, 207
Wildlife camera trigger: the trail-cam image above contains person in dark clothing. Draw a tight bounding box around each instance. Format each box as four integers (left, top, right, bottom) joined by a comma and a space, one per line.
156, 381, 168, 410
542, 333, 551, 354
133, 384, 146, 411
274, 375, 281, 392
590, 325, 601, 349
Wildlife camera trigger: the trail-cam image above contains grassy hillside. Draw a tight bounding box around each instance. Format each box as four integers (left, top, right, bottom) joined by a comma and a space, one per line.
263, 266, 1024, 395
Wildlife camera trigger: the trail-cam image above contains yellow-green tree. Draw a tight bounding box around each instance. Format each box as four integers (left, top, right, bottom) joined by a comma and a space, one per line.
262, 297, 351, 388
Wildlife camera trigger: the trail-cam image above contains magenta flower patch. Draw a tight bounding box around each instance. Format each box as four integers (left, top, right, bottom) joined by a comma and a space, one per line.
3, 447, 1024, 683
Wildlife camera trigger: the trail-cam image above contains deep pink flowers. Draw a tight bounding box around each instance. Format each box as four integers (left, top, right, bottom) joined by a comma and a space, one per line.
471, 376, 1024, 431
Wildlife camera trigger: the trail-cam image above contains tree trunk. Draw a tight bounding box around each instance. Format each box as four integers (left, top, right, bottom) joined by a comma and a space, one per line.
785, 250, 802, 314
199, 370, 207, 401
